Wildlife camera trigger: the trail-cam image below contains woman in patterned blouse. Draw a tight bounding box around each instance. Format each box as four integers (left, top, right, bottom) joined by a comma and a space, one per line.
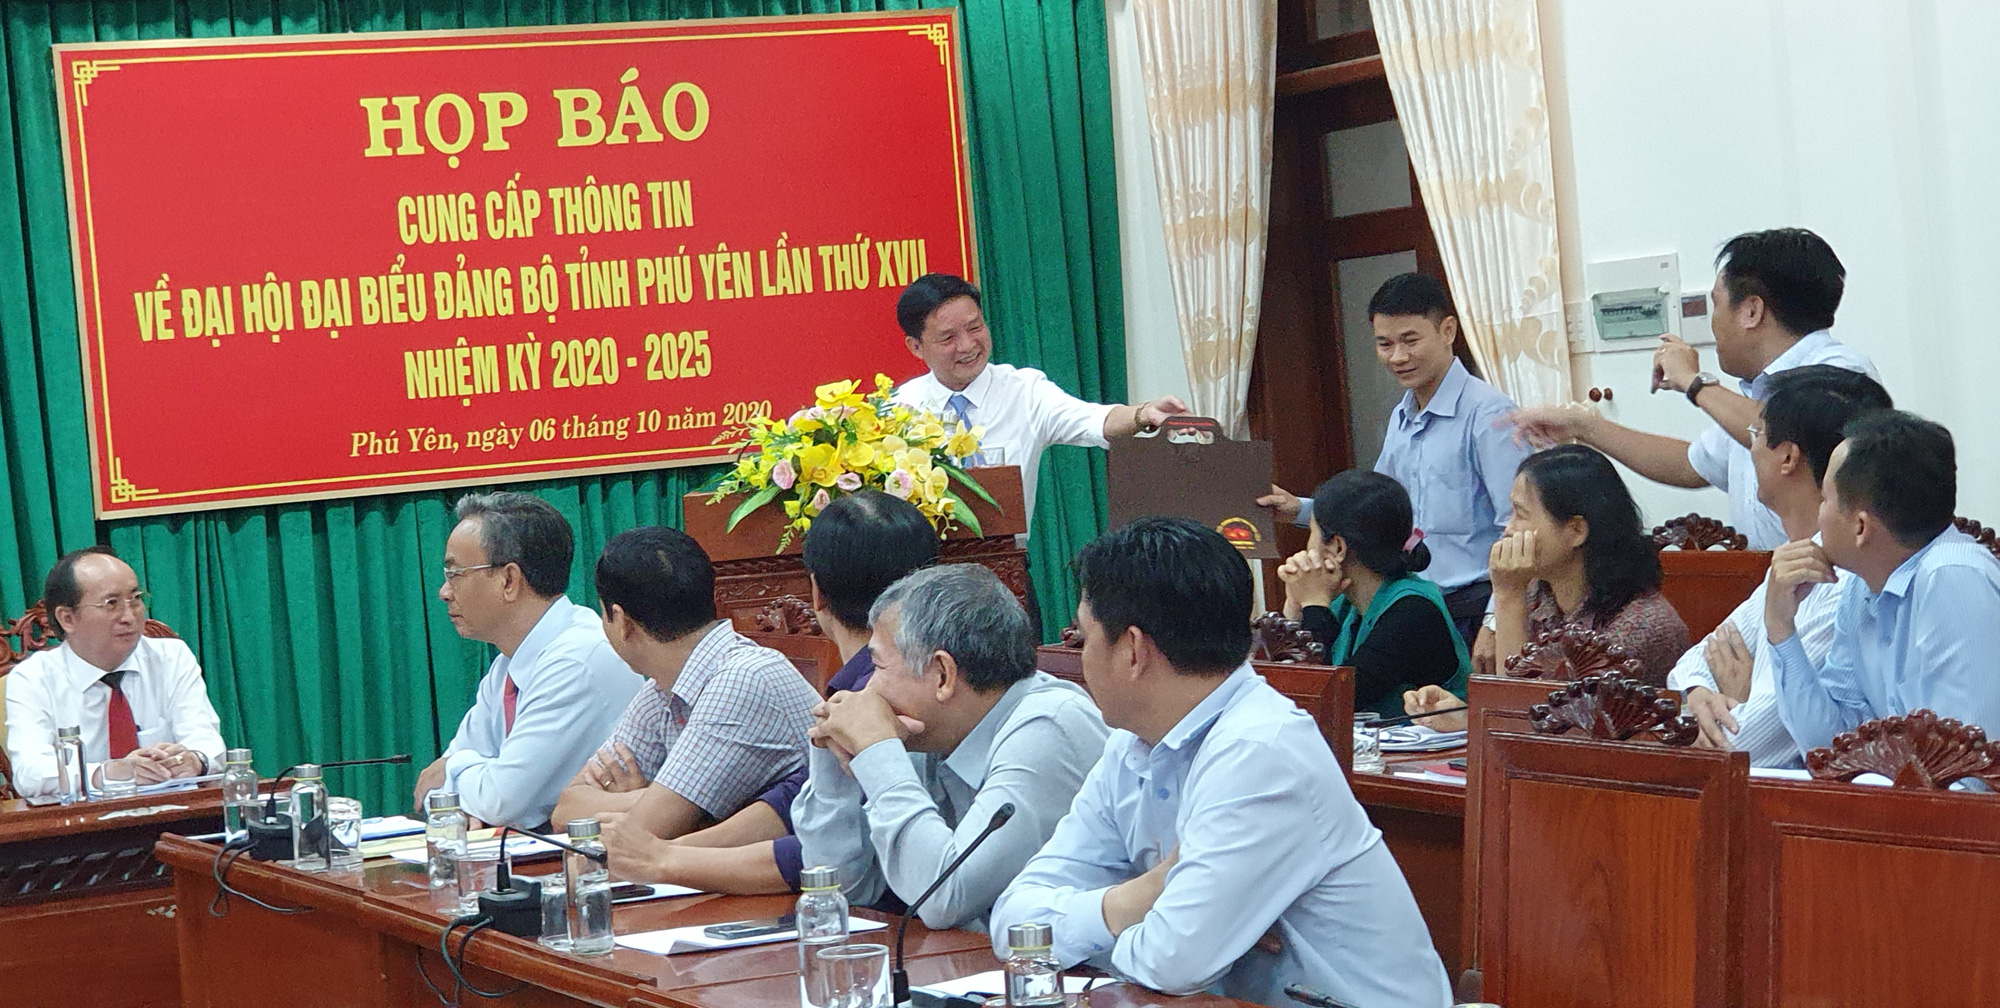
1485, 445, 1690, 684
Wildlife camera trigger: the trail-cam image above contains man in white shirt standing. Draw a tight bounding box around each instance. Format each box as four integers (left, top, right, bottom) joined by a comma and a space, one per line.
890, 274, 1189, 525
412, 492, 642, 828
6, 546, 224, 797
1509, 229, 1877, 549
1668, 366, 1893, 764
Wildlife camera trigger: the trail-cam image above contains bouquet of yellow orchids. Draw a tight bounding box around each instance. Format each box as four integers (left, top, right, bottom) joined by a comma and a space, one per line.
707, 374, 994, 550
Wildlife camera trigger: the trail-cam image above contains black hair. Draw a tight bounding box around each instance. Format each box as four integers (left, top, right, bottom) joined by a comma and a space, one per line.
45, 545, 120, 613
1832, 410, 1955, 549
594, 526, 718, 642
1761, 365, 1894, 485
1309, 471, 1432, 579
1715, 228, 1845, 336
895, 273, 982, 341
453, 491, 573, 597
1517, 446, 1663, 617
1367, 272, 1453, 324
1074, 516, 1252, 675
802, 490, 941, 631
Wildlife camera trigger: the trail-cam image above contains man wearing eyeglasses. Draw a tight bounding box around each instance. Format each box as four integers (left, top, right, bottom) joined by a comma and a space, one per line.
411, 491, 643, 828
6, 546, 224, 798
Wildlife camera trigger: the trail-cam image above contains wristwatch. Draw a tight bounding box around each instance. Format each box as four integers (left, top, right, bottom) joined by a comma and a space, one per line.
1685, 371, 1721, 406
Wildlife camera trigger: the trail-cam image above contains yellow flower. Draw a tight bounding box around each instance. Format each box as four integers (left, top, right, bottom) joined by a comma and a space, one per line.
878, 435, 908, 454
921, 466, 949, 500
840, 440, 877, 470
798, 442, 842, 486
944, 429, 979, 459
874, 373, 895, 395
815, 380, 865, 410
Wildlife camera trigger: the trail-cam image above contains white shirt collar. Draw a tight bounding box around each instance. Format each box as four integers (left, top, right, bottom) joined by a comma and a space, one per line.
60, 639, 142, 693
1746, 330, 1835, 395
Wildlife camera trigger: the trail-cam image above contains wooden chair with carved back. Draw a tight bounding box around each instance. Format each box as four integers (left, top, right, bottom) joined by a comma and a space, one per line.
1650, 513, 1768, 642
1736, 709, 2000, 1006
0, 601, 181, 800
1473, 674, 1745, 1008
1034, 614, 1357, 770
737, 594, 845, 695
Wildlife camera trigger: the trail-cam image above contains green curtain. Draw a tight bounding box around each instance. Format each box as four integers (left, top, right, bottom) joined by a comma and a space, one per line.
0, 0, 1123, 812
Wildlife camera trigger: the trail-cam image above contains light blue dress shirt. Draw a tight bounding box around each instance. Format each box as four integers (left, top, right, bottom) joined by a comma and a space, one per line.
794, 672, 1106, 931
991, 665, 1451, 1008
1771, 527, 2000, 752
1297, 358, 1528, 593
438, 596, 643, 827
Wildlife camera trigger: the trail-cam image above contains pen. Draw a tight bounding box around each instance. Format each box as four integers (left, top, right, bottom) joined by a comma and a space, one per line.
1284, 982, 1361, 1008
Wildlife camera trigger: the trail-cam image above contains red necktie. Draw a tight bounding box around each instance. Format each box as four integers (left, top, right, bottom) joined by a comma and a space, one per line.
102, 672, 139, 759
502, 675, 519, 736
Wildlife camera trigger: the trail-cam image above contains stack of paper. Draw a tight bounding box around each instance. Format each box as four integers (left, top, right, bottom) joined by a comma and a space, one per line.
615, 917, 887, 955
1378, 725, 1468, 752
915, 972, 1105, 999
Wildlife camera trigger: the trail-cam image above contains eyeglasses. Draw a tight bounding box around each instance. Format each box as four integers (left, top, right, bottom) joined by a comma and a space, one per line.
442, 563, 498, 582
79, 591, 149, 615
1747, 423, 1765, 444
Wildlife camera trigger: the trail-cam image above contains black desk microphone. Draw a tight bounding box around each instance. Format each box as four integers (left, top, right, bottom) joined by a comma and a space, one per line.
245, 754, 412, 861
892, 802, 1015, 1006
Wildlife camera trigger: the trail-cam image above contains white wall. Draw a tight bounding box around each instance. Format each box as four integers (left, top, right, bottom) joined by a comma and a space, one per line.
1102, 0, 1191, 409
1540, 0, 2000, 525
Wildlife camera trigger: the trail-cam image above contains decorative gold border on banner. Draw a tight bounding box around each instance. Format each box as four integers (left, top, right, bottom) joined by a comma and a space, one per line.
54, 11, 976, 518
108, 457, 159, 504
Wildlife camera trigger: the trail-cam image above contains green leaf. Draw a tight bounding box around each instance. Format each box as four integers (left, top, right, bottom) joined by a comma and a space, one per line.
939, 464, 998, 509
724, 483, 784, 532
949, 495, 983, 537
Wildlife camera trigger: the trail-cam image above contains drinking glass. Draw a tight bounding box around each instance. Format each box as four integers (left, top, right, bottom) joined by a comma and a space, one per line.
456, 848, 501, 914
100, 758, 139, 798
815, 943, 890, 1008
326, 797, 364, 869
1352, 724, 1385, 774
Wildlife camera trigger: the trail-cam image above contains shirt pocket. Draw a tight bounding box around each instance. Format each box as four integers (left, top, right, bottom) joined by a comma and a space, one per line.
1411, 445, 1478, 536
138, 724, 176, 748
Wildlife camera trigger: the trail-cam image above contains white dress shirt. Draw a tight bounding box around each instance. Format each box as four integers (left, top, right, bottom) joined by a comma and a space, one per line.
5, 637, 225, 798
437, 596, 643, 827
1772, 526, 2000, 752
1665, 558, 1850, 768
894, 363, 1115, 525
992, 665, 1451, 1008
1686, 331, 1878, 549
794, 672, 1107, 931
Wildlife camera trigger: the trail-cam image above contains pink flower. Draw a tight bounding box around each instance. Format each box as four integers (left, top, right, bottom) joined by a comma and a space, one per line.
771, 459, 797, 490
810, 488, 832, 513
885, 468, 915, 499
835, 472, 863, 491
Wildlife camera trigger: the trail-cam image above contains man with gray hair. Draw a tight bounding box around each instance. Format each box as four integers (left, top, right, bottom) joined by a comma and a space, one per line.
795, 564, 1108, 930
412, 491, 642, 828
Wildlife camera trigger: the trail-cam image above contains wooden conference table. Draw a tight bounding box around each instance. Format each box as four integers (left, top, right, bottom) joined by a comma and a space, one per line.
154, 833, 1259, 1008
0, 783, 226, 1008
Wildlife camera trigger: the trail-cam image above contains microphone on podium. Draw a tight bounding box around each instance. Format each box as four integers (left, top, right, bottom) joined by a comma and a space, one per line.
892, 802, 1016, 1006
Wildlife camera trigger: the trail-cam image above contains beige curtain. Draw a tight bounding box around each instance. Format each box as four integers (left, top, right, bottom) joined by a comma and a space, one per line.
1131, 0, 1277, 439
1371, 0, 1570, 406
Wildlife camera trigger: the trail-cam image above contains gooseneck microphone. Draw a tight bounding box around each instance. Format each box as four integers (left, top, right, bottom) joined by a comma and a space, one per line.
892, 802, 1015, 1006
246, 753, 413, 861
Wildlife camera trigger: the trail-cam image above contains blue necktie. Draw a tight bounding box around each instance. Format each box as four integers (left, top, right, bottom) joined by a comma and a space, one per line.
945, 393, 986, 465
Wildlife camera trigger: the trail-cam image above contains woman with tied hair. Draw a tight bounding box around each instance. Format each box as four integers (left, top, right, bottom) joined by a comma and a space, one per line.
1279, 470, 1470, 719
1407, 445, 1690, 729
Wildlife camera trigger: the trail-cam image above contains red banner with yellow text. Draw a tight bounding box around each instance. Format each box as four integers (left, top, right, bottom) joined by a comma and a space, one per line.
55, 12, 973, 516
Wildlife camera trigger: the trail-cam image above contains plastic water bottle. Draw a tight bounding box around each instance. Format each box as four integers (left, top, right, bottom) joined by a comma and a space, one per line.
423, 791, 467, 891
537, 867, 570, 951
796, 865, 850, 1008
563, 819, 614, 956
54, 726, 86, 804
289, 764, 329, 872
220, 748, 258, 844
1003, 923, 1064, 1006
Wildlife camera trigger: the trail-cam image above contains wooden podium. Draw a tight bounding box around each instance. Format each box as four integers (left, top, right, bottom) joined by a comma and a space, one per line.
683, 465, 1032, 631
